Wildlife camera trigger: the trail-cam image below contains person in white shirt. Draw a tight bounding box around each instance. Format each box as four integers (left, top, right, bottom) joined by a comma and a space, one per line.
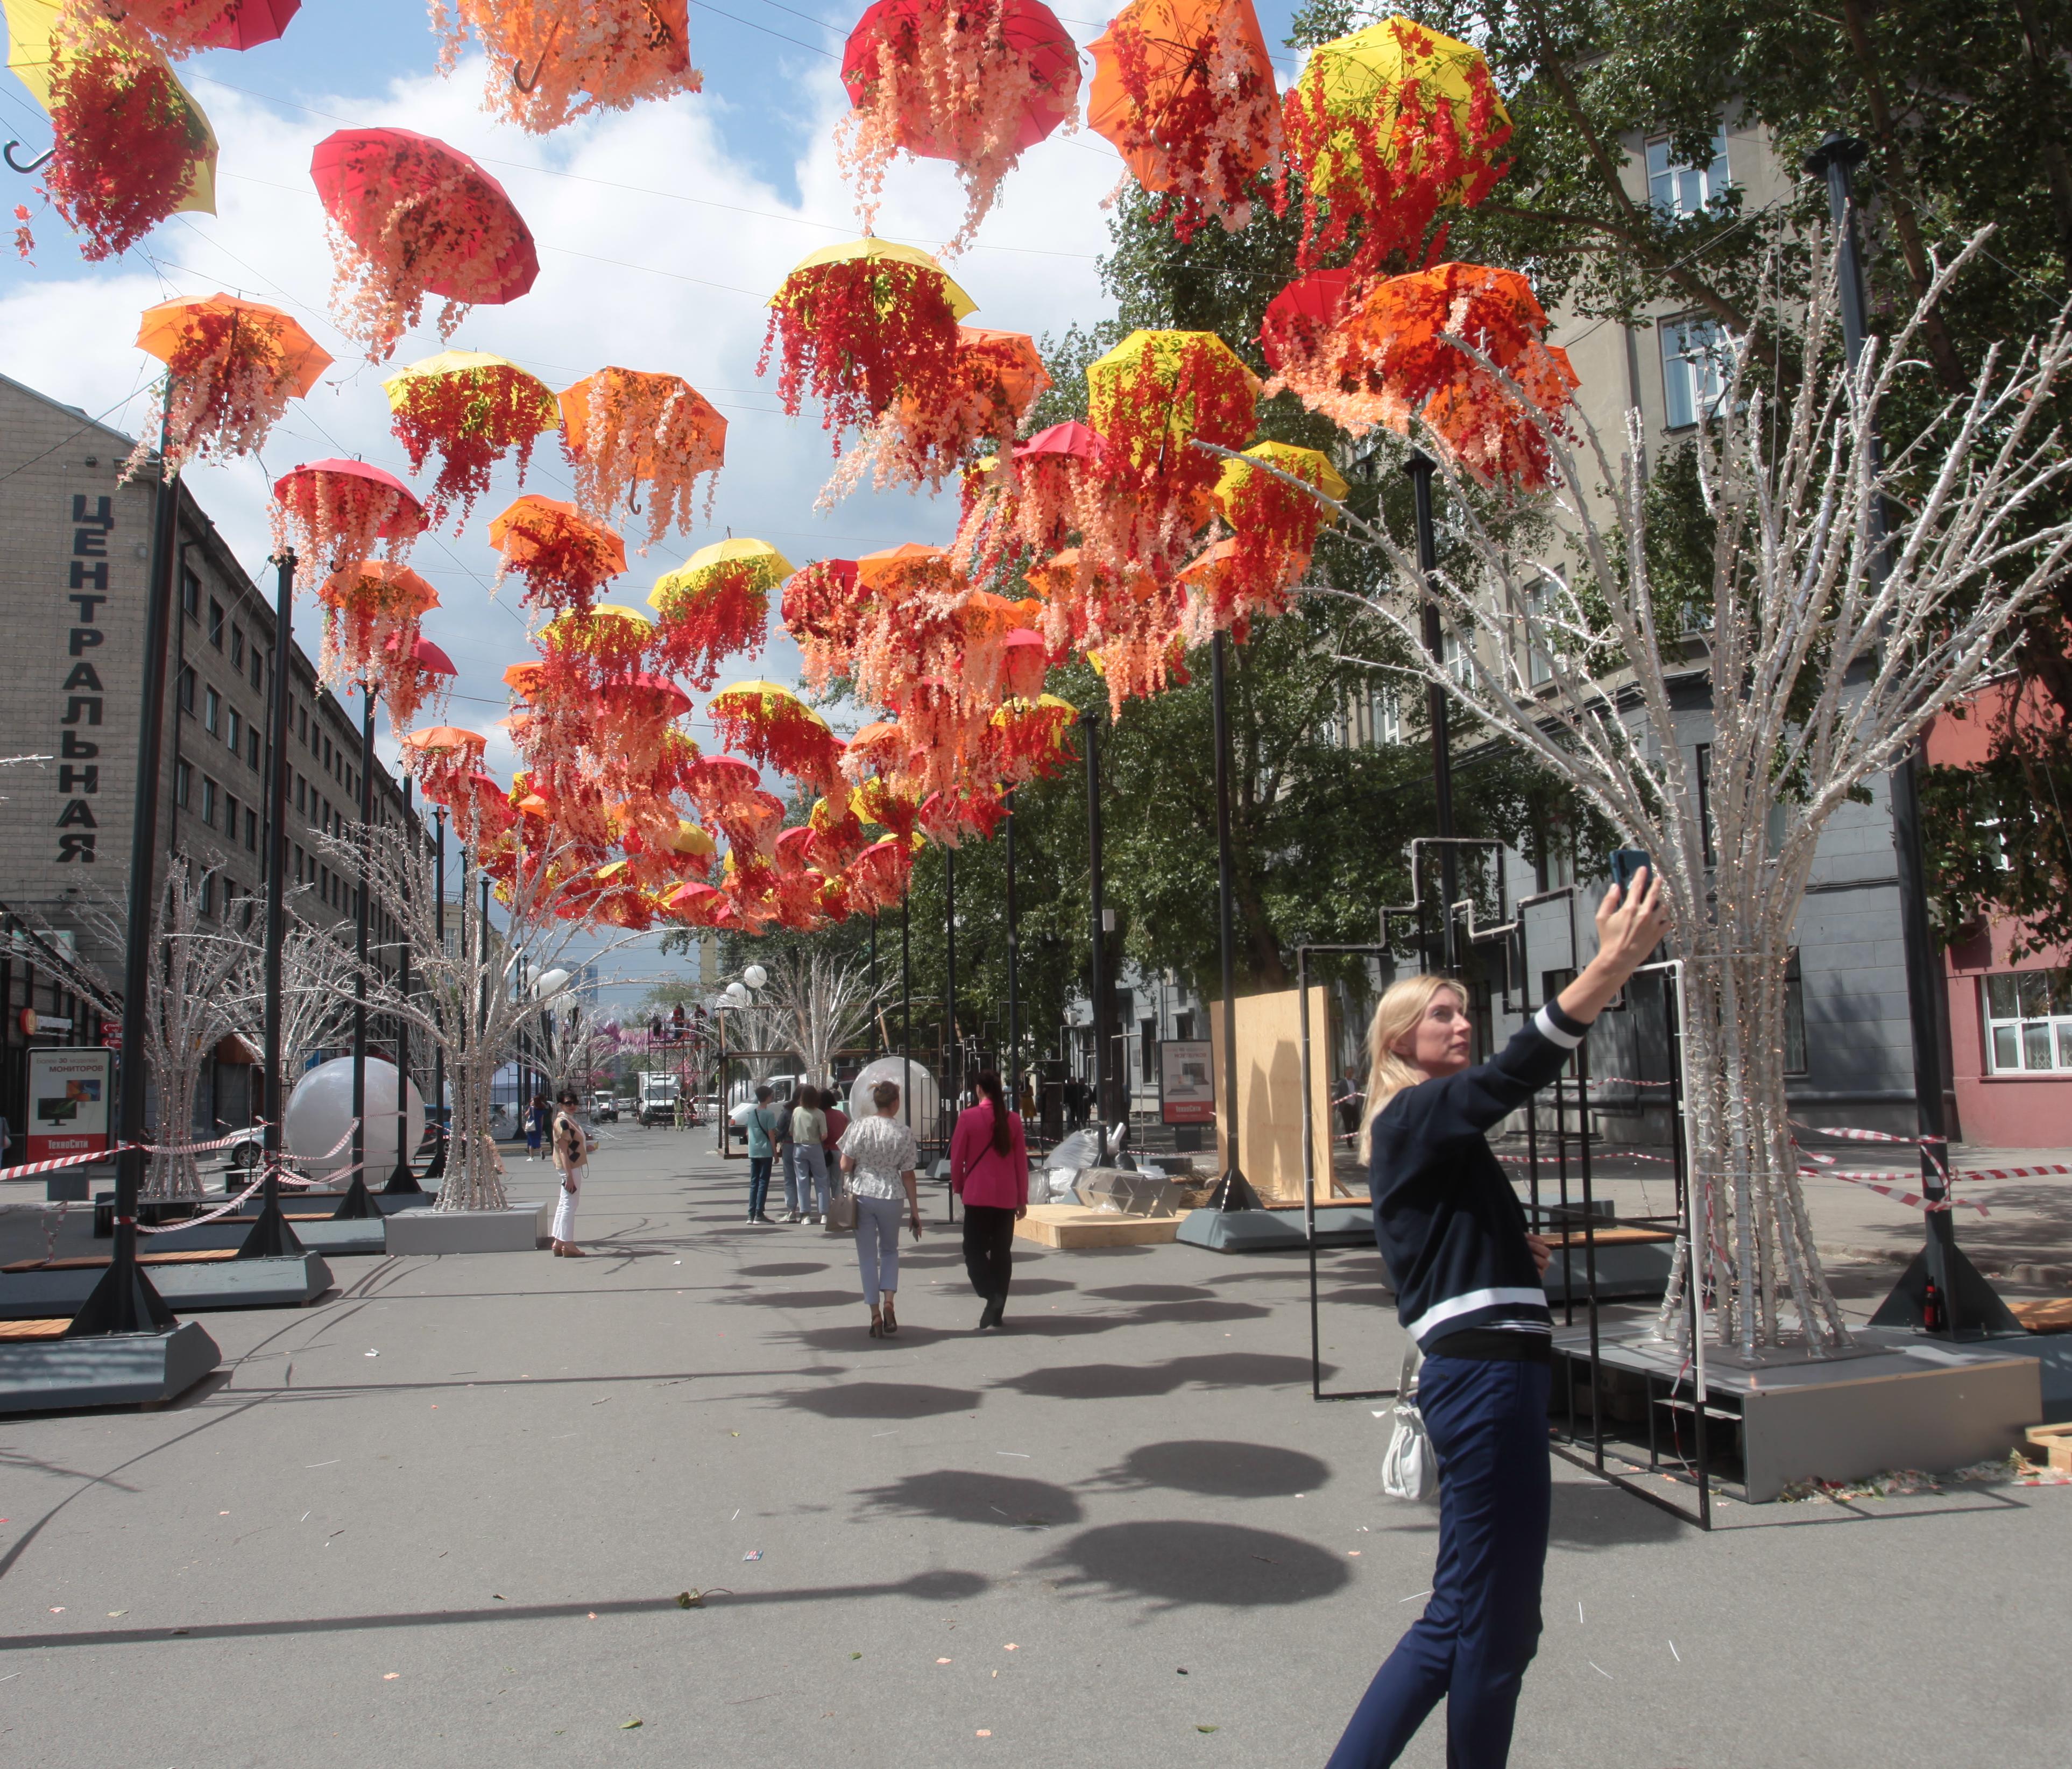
549, 1088, 592, 1257
836, 1079, 923, 1338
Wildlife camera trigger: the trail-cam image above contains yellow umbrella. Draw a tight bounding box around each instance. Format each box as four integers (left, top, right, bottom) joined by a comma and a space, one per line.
3, 0, 217, 216
1291, 17, 1509, 196
1085, 330, 1261, 465
648, 538, 795, 607
773, 236, 978, 321
1213, 440, 1352, 516
380, 349, 558, 425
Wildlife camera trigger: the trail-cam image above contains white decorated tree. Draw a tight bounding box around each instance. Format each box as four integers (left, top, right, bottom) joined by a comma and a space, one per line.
759, 947, 882, 1091
1306, 239, 2072, 1351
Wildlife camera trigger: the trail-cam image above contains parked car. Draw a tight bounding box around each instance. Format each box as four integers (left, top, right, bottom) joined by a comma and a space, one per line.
589, 1092, 618, 1123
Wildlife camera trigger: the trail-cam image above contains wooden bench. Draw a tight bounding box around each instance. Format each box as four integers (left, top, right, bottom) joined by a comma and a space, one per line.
4, 1249, 242, 1274
2008, 1297, 2072, 1333
0, 1319, 71, 1341
2025, 1422, 2072, 1473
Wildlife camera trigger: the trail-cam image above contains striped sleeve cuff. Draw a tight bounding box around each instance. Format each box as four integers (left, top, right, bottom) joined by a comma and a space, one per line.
1533, 1002, 1588, 1050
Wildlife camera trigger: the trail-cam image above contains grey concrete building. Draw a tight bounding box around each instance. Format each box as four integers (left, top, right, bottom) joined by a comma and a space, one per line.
0, 371, 417, 1148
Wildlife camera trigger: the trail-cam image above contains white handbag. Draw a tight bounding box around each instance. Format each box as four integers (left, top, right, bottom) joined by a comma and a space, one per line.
1381, 1341, 1438, 1502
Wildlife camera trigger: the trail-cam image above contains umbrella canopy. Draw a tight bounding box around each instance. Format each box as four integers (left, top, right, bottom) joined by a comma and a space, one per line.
136, 292, 329, 392
772, 236, 977, 321
841, 0, 1078, 160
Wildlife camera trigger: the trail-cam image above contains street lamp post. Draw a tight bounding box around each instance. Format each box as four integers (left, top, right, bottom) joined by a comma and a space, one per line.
334, 687, 379, 1220
385, 777, 422, 1192
239, 549, 305, 1259
69, 392, 181, 1337
1081, 707, 1113, 1167
1005, 788, 1020, 1111
1405, 450, 1461, 975
945, 846, 958, 1124
426, 807, 448, 1180
1208, 632, 1261, 1211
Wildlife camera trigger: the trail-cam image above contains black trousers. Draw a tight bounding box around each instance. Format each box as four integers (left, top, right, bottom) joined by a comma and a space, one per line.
962, 1205, 1017, 1303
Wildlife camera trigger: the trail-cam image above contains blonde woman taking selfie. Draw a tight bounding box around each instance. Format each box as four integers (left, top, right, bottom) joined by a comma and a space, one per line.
1327, 868, 1667, 1769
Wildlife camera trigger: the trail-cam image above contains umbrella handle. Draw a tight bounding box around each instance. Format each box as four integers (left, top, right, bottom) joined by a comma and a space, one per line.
512, 58, 542, 94
4, 141, 56, 174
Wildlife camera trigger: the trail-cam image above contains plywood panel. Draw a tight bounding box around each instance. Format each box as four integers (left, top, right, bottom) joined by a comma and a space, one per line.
1207, 989, 1341, 1201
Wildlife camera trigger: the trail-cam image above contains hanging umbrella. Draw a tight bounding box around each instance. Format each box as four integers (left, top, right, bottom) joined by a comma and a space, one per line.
760, 237, 974, 444
130, 292, 330, 478
647, 537, 793, 688
4, 0, 217, 260
269, 459, 425, 586
436, 0, 700, 135
838, 0, 1080, 253
1087, 0, 1279, 238
310, 126, 539, 360
1280, 16, 1510, 277
707, 680, 846, 790
112, 0, 301, 54
314, 558, 437, 690
558, 366, 727, 550
382, 350, 558, 529
487, 494, 628, 614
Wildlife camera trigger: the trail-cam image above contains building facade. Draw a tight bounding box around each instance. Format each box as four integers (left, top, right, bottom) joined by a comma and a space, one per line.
0, 371, 418, 1152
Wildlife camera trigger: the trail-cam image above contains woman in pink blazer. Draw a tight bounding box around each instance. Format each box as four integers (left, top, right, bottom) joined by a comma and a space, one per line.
950, 1069, 1028, 1330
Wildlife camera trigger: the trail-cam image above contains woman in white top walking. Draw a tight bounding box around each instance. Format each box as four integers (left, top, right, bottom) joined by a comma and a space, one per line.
791, 1086, 831, 1225
549, 1088, 592, 1256
837, 1079, 923, 1338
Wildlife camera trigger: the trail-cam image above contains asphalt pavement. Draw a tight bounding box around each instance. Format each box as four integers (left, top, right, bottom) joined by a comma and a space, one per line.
0, 1128, 2066, 1766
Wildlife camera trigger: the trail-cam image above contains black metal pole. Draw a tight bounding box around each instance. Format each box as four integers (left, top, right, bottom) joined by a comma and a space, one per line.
1210, 632, 1260, 1209
869, 911, 880, 1052
1405, 452, 1460, 975
1082, 707, 1111, 1167
945, 846, 958, 1124
1005, 788, 1020, 1112
901, 886, 912, 1140
333, 688, 378, 1219
426, 808, 448, 1180
239, 549, 303, 1258
385, 777, 422, 1192
1808, 133, 2014, 1336
70, 399, 181, 1335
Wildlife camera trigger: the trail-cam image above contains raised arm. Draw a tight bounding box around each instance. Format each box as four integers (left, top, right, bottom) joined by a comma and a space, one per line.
1557, 868, 1670, 1028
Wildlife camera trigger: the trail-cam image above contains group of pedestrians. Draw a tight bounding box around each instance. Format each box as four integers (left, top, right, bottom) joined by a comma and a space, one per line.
734, 1070, 1032, 1338
738, 1083, 852, 1224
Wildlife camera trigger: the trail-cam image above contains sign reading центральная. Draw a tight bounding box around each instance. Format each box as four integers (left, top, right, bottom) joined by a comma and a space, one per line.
26, 1046, 114, 1164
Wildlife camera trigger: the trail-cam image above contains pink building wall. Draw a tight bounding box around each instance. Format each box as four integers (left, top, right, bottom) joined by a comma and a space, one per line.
1928, 681, 2072, 1148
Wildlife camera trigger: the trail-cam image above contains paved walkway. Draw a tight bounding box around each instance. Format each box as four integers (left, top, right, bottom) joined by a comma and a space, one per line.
0, 1131, 2067, 1765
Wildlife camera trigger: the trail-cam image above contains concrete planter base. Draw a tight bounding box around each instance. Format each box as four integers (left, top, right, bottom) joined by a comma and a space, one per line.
0, 1254, 331, 1317
0, 1320, 221, 1414
385, 1202, 551, 1255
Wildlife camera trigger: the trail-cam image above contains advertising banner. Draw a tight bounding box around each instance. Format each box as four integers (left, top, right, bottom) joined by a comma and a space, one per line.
26, 1046, 113, 1165
1158, 1039, 1215, 1124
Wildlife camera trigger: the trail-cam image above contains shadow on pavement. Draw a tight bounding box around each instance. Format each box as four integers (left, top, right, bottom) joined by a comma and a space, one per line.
1084, 1283, 1217, 1304
735, 1262, 831, 1278
996, 1352, 1323, 1400
1033, 1519, 1350, 1607
1094, 1439, 1332, 1499
1548, 1478, 1689, 1549
731, 1289, 865, 1311
0, 1572, 993, 1653
854, 1468, 1085, 1529
777, 1381, 984, 1419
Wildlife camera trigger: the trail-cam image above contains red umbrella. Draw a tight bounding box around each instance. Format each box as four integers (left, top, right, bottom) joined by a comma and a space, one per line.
1015, 419, 1108, 461
272, 458, 425, 540
841, 0, 1079, 158
1260, 269, 1360, 374
189, 0, 301, 51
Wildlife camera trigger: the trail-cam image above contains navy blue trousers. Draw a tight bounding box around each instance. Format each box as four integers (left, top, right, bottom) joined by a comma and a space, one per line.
746, 1156, 773, 1219
1327, 1354, 1552, 1769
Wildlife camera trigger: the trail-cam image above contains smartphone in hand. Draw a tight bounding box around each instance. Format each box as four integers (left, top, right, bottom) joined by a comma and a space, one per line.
1608, 848, 1654, 892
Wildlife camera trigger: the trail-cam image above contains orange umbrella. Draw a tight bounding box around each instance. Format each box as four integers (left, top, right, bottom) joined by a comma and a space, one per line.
487, 494, 628, 615
560, 366, 727, 551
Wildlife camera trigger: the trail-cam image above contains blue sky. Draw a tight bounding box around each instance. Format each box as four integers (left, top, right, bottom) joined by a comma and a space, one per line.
0, 0, 1313, 1009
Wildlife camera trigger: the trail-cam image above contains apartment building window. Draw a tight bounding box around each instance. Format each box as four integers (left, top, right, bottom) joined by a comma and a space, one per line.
225, 791, 239, 840
231, 627, 244, 669
249, 647, 264, 691
1694, 744, 1717, 867
244, 805, 258, 851
1441, 628, 1472, 685
247, 726, 260, 769
1371, 688, 1403, 745
198, 870, 215, 918
1785, 950, 1808, 1074
294, 776, 305, 813
1646, 126, 1729, 218
227, 707, 242, 754
208, 598, 224, 649
203, 687, 221, 735
178, 666, 195, 713
200, 776, 218, 826
1982, 969, 2072, 1073
297, 704, 308, 745
181, 568, 200, 618
174, 759, 192, 808
1661, 316, 1728, 429
1524, 579, 1558, 688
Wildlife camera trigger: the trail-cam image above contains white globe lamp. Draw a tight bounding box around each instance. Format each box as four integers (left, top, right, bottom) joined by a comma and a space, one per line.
285, 1056, 427, 1180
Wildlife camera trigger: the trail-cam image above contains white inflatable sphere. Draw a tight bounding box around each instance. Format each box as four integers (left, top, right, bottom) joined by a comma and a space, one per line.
846, 1057, 940, 1136
286, 1056, 427, 1179
742, 964, 767, 990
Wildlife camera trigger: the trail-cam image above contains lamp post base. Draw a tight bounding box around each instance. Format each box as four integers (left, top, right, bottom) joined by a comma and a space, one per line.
1208, 1166, 1262, 1212
330, 1172, 379, 1220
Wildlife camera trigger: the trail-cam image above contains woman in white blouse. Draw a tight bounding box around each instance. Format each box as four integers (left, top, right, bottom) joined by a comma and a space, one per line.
837, 1078, 923, 1338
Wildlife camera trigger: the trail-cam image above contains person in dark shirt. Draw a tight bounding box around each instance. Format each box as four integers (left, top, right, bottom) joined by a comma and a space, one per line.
1328, 868, 1666, 1769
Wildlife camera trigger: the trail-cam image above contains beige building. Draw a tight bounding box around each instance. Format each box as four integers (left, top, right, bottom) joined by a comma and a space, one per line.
0, 371, 416, 1147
